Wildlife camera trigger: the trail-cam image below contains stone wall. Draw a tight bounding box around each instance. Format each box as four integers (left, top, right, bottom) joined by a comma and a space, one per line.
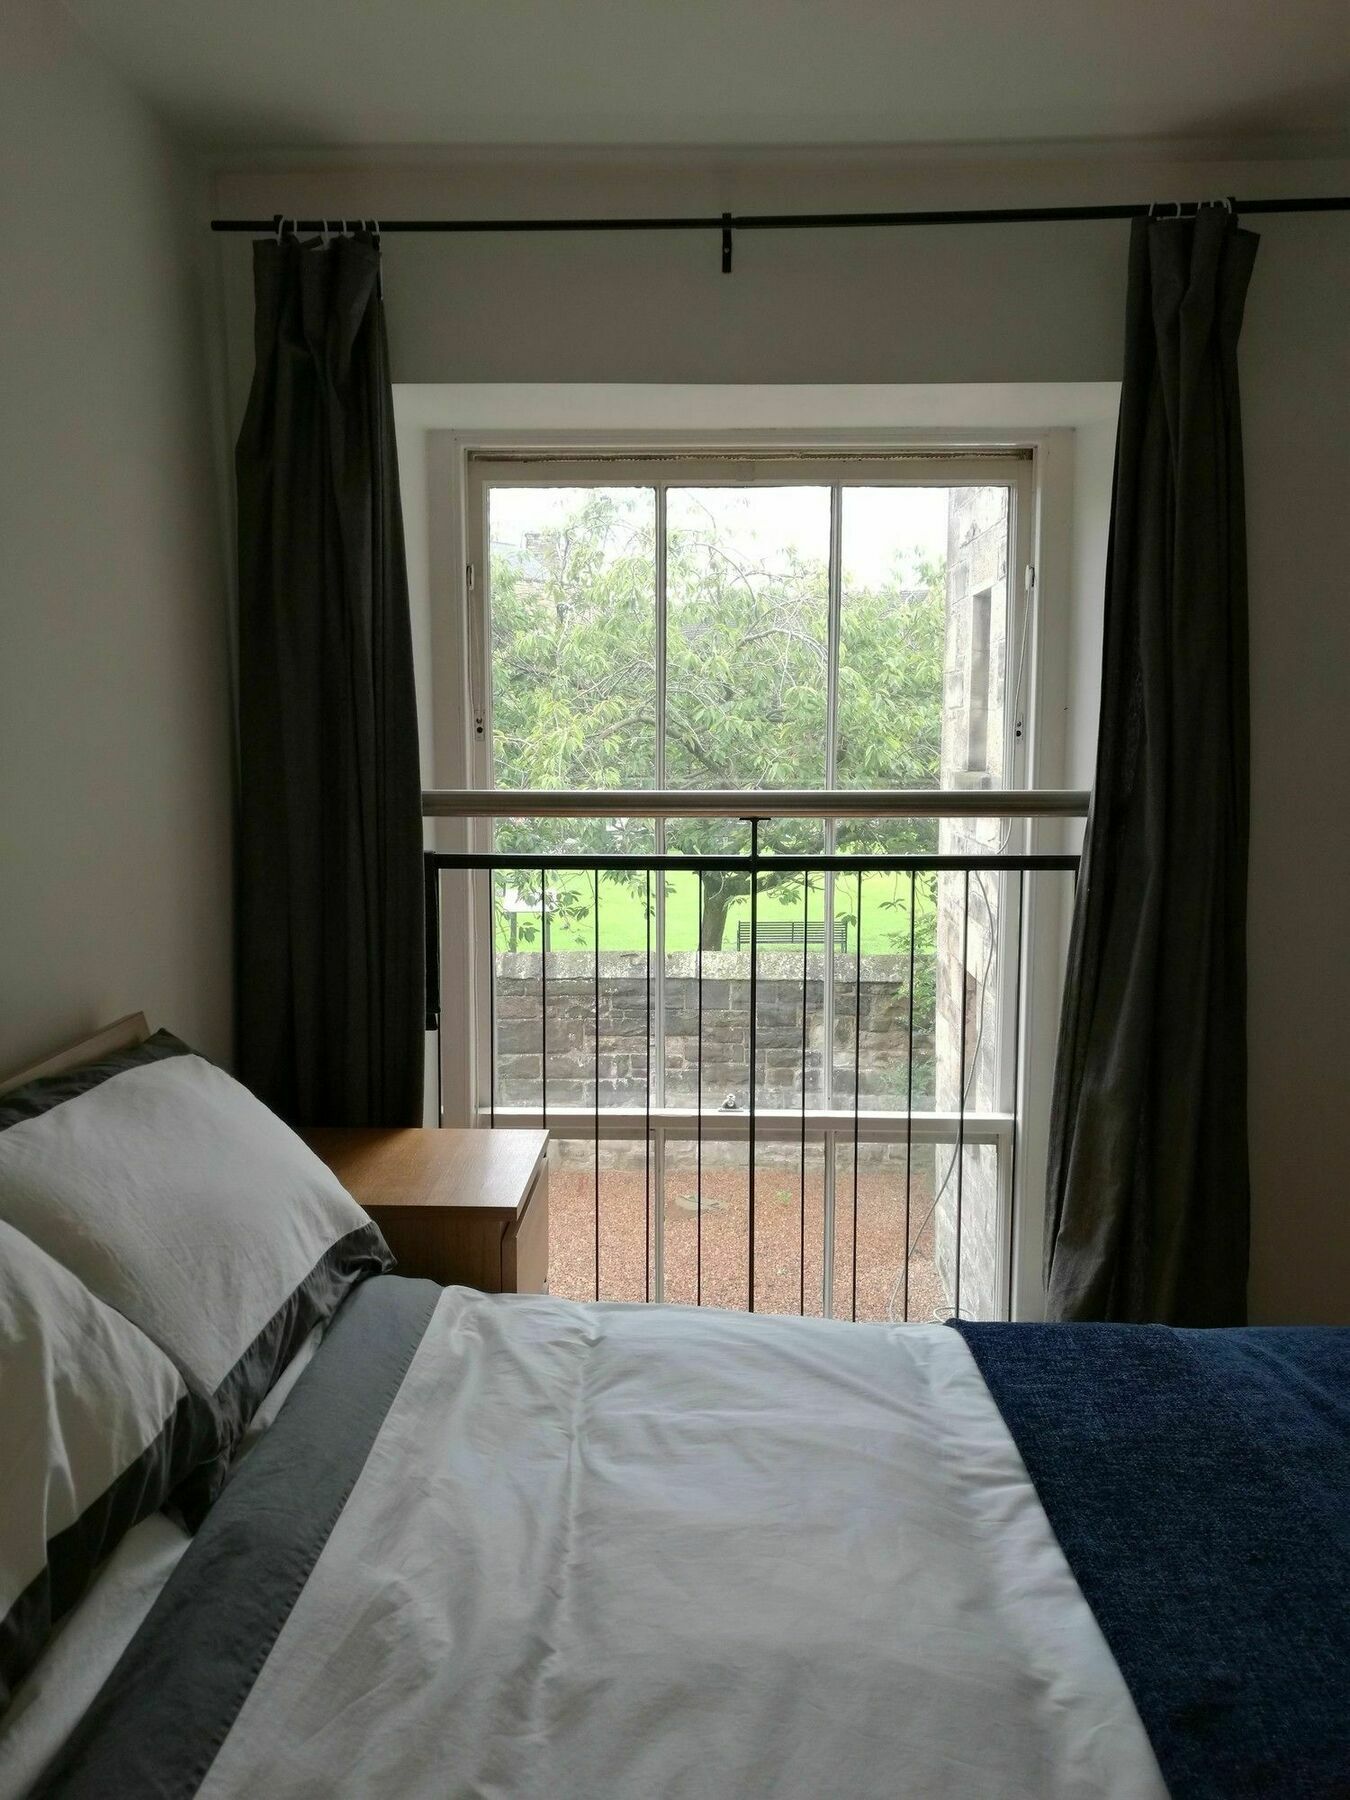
493, 949, 936, 1120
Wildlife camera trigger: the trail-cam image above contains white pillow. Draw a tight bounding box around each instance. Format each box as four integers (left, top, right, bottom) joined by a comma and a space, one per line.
0, 1220, 201, 1712
0, 1032, 392, 1518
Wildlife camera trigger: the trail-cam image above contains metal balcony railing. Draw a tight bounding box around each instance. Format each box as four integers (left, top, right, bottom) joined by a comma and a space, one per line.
423, 789, 1085, 1324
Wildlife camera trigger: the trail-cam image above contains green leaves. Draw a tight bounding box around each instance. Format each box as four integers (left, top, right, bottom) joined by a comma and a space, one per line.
487, 492, 949, 919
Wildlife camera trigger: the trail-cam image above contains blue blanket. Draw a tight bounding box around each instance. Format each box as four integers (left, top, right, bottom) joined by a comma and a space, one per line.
953, 1322, 1350, 1800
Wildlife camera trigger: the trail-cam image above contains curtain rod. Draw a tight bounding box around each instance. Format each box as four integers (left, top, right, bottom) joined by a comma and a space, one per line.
211, 196, 1349, 271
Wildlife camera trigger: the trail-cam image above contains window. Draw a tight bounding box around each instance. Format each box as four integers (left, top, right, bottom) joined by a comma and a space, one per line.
449, 449, 1040, 1321
473, 452, 1026, 821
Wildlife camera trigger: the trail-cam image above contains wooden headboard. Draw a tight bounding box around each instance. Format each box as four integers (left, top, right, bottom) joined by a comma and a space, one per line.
0, 1013, 150, 1100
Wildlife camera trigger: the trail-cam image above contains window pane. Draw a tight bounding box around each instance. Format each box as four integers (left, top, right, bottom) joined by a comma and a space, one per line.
488, 485, 656, 860
547, 1138, 653, 1306
665, 486, 830, 794
934, 862, 1007, 1198
832, 485, 1013, 1141
662, 854, 830, 1116
831, 866, 936, 1113
490, 866, 657, 1115
934, 1141, 1002, 1322
943, 488, 1011, 790
835, 486, 948, 805
833, 1139, 944, 1323
751, 1135, 827, 1318
662, 1133, 749, 1312
661, 1133, 827, 1317
834, 483, 1012, 856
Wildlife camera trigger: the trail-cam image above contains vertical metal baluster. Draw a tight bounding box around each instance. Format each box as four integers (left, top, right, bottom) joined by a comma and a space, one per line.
651, 864, 658, 1303
851, 868, 862, 1322
747, 819, 760, 1314
539, 864, 548, 1129
487, 871, 495, 1128
424, 856, 443, 1126
954, 870, 970, 1320
601, 864, 604, 1303
903, 867, 916, 1321
1005, 869, 1026, 1322
423, 853, 441, 1029
823, 483, 842, 1322
654, 484, 668, 1308
436, 880, 445, 1127
799, 869, 809, 1316
696, 869, 704, 1308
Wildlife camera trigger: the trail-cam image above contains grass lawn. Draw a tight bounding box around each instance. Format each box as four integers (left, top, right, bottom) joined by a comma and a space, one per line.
495, 867, 937, 957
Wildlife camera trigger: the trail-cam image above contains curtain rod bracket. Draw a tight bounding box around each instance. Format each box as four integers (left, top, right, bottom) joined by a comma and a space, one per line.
721, 213, 733, 274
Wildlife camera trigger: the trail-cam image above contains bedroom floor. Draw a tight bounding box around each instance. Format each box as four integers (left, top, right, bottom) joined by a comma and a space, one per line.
547, 1163, 946, 1322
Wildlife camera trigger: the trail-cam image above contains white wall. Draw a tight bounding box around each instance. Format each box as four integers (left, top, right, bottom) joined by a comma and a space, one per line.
211, 147, 1350, 1321
1242, 216, 1350, 1326
0, 0, 231, 1071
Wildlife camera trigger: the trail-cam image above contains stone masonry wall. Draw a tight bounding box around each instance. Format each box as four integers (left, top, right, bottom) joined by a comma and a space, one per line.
494, 949, 936, 1127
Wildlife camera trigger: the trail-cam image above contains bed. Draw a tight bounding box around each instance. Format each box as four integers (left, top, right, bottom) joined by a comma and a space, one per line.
1, 1022, 1347, 1799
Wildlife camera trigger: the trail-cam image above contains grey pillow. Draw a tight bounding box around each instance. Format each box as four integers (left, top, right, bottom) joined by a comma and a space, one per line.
0, 1220, 208, 1711
0, 1032, 392, 1519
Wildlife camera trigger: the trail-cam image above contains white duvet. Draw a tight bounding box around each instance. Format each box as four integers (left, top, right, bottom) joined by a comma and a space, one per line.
192, 1293, 1166, 1799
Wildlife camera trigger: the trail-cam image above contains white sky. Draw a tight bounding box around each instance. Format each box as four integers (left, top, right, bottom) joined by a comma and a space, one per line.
490, 483, 954, 591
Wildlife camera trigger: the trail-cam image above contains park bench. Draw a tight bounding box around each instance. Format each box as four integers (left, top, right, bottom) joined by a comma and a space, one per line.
735, 919, 850, 953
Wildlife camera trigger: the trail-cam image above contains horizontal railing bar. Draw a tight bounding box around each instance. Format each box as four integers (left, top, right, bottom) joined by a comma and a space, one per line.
423, 787, 1088, 820
432, 850, 1079, 874
479, 1105, 1013, 1145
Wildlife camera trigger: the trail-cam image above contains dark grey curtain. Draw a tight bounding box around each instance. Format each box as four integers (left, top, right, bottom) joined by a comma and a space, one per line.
1045, 209, 1259, 1324
236, 231, 424, 1127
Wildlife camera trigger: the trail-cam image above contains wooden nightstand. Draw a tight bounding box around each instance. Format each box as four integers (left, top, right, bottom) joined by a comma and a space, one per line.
301, 1127, 549, 1293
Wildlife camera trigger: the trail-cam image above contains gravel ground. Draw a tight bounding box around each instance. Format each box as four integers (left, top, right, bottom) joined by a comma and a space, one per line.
547, 1160, 948, 1323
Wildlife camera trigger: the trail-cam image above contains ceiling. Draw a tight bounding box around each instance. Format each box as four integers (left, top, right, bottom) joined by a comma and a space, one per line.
63, 0, 1350, 153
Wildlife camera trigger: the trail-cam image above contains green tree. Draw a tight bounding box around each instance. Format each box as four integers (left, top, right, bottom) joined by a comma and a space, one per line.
489, 490, 946, 952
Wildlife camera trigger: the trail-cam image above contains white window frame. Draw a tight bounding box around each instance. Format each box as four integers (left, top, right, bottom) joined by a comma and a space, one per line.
420, 422, 1079, 1321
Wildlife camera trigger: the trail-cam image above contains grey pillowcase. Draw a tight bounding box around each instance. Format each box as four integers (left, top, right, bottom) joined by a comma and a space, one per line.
0, 1032, 393, 1522
0, 1220, 210, 1712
